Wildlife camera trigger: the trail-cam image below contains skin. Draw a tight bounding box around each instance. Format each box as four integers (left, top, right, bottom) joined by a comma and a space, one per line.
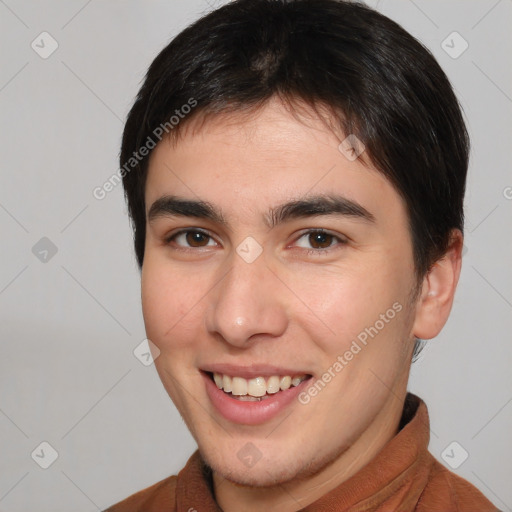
141, 97, 463, 511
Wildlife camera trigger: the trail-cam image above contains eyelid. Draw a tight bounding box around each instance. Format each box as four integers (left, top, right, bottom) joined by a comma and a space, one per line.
289, 228, 348, 251
165, 227, 219, 247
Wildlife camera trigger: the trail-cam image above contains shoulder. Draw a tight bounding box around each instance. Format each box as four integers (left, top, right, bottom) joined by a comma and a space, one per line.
417, 455, 500, 512
103, 475, 177, 512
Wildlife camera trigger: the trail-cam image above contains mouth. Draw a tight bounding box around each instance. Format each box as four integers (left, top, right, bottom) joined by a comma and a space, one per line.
208, 372, 310, 401
201, 369, 313, 425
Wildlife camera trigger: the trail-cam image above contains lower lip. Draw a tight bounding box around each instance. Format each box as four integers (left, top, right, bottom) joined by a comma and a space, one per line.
202, 372, 311, 426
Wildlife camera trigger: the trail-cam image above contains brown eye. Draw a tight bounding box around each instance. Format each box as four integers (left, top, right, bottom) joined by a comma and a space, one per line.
308, 231, 334, 249
186, 231, 210, 247
169, 230, 216, 248
293, 230, 346, 253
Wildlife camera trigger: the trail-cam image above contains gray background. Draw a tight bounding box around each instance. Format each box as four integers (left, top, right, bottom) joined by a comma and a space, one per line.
0, 0, 511, 510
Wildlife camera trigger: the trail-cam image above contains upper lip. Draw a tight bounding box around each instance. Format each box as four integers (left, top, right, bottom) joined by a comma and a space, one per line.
200, 363, 311, 380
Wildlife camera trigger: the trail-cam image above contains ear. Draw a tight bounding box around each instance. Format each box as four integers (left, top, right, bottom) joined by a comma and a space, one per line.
412, 229, 463, 340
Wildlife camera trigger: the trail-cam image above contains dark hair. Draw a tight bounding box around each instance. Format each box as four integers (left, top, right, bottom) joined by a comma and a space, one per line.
121, 0, 469, 282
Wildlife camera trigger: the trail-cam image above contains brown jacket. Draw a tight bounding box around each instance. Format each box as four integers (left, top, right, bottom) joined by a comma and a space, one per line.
105, 395, 498, 511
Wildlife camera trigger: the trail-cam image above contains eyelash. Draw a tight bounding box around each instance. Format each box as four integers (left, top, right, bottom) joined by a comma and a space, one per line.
292, 229, 348, 255
165, 228, 214, 250
165, 228, 347, 255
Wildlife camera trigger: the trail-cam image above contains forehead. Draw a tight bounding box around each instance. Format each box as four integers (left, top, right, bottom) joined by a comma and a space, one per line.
144, 99, 406, 230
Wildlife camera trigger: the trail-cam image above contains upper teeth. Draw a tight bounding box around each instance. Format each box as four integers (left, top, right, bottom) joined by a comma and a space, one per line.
213, 373, 307, 397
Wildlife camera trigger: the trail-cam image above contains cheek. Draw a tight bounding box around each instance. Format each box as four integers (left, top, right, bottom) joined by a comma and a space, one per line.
141, 257, 201, 349
288, 261, 413, 354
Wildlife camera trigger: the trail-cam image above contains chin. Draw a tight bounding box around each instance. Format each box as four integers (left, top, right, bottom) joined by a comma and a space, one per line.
201, 442, 343, 489
206, 455, 302, 487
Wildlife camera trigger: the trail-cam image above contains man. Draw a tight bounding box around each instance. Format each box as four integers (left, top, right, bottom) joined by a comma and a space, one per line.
106, 0, 498, 510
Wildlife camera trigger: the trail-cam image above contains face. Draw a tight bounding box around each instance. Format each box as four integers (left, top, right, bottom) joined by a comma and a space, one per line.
141, 98, 419, 488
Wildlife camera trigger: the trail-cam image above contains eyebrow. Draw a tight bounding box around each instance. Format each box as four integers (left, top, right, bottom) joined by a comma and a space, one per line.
147, 194, 375, 228
265, 195, 375, 228
148, 196, 227, 225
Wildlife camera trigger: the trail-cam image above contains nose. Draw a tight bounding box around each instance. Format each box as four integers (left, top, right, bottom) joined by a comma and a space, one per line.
205, 253, 288, 348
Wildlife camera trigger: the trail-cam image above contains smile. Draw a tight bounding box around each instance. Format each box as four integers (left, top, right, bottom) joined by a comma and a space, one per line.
212, 372, 309, 401
202, 370, 313, 425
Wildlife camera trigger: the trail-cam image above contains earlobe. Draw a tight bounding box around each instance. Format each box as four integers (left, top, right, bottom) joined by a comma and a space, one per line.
412, 229, 463, 340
